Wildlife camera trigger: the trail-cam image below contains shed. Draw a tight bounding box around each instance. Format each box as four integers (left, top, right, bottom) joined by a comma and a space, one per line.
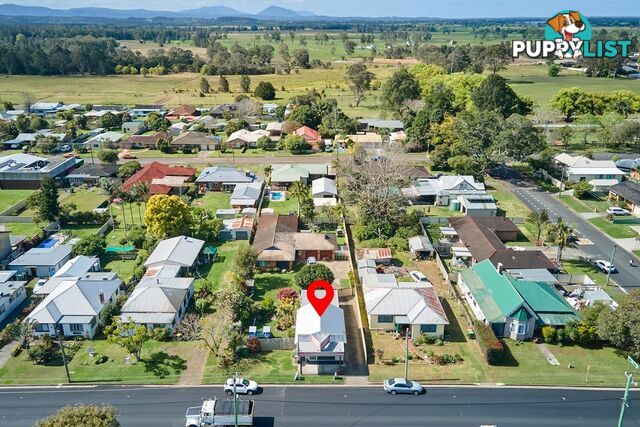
408, 236, 434, 259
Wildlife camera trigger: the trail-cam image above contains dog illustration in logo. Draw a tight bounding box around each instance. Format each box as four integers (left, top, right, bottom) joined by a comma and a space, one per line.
547, 11, 586, 59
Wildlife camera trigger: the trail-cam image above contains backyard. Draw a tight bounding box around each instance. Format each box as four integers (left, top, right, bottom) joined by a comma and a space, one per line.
0, 189, 33, 213
195, 240, 243, 291
191, 192, 232, 212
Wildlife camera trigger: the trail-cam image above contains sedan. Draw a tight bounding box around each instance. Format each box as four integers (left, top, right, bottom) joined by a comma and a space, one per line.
224, 378, 259, 396
594, 259, 617, 273
607, 207, 630, 216
383, 378, 423, 395
409, 271, 429, 283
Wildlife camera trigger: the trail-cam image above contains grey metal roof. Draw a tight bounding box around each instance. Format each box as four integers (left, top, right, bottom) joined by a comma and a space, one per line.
196, 166, 262, 184
144, 236, 204, 268
9, 245, 72, 267
230, 182, 263, 203
408, 236, 434, 252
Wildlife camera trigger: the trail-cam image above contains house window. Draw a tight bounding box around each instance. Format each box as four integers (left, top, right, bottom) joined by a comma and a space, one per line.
420, 324, 437, 333
35, 323, 49, 332
257, 261, 269, 267
510, 322, 528, 335
378, 315, 394, 323
69, 324, 83, 333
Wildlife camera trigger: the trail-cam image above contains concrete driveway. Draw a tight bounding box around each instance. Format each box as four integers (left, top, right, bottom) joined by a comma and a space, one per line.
319, 260, 351, 286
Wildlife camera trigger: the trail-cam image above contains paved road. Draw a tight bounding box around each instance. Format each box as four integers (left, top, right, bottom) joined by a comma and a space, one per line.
497, 172, 639, 290
0, 385, 636, 426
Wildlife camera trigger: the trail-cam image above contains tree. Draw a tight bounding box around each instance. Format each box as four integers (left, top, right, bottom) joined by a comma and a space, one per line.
117, 161, 141, 179
380, 68, 421, 114
199, 77, 211, 94
145, 112, 170, 131
99, 112, 121, 130
11, 322, 34, 349
35, 404, 120, 427
495, 114, 546, 161
218, 75, 230, 93
106, 319, 150, 362
130, 182, 149, 223
300, 196, 316, 222
72, 235, 106, 257
597, 291, 640, 358
256, 135, 273, 150
254, 81, 276, 100
292, 49, 311, 68
548, 64, 561, 77
545, 217, 574, 262
551, 87, 593, 121
295, 264, 335, 289
231, 243, 258, 281
279, 134, 308, 154
275, 296, 298, 330
288, 181, 309, 216
99, 302, 120, 328
239, 75, 251, 93
345, 63, 375, 107
471, 74, 530, 118
97, 149, 119, 164
27, 177, 60, 223
144, 195, 193, 239
189, 208, 222, 243
572, 180, 592, 200
526, 208, 550, 244
482, 44, 510, 74
554, 126, 574, 146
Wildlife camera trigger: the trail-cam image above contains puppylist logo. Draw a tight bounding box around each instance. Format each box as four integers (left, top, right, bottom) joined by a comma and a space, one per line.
512, 10, 631, 59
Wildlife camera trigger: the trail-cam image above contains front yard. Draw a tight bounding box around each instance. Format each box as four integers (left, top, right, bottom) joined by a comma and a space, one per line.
588, 217, 639, 239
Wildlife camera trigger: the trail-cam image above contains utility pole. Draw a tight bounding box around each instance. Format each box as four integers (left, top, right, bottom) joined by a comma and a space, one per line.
56, 325, 71, 383
606, 244, 617, 287
404, 327, 410, 380
618, 356, 638, 427
233, 372, 238, 427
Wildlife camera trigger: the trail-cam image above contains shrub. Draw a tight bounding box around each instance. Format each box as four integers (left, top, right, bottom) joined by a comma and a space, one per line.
246, 336, 261, 354
27, 335, 56, 365
276, 287, 298, 301
11, 344, 22, 357
555, 327, 566, 344
151, 327, 171, 342
473, 320, 505, 365
542, 325, 556, 344
391, 356, 400, 363
295, 264, 335, 289
254, 81, 276, 100
93, 352, 108, 364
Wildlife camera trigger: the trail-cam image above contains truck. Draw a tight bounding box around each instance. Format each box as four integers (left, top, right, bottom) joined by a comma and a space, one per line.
185, 398, 254, 427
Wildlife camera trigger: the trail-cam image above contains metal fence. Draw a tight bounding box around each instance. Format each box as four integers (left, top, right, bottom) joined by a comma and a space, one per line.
258, 337, 295, 350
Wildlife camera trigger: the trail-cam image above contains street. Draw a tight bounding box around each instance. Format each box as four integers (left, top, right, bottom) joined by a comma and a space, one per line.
0, 385, 637, 426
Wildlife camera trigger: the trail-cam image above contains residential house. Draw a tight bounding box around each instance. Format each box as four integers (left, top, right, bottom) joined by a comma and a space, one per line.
0, 271, 27, 324
401, 176, 486, 206
171, 131, 220, 151
389, 130, 406, 145
356, 259, 378, 280
2, 130, 69, 150
27, 275, 121, 338
123, 162, 196, 196
615, 158, 640, 173
295, 289, 346, 375
220, 217, 254, 241
361, 248, 392, 266
230, 182, 264, 208
215, 209, 238, 219
608, 180, 640, 216
210, 104, 236, 118
196, 166, 263, 192
253, 215, 336, 270
129, 104, 165, 118
83, 131, 125, 150
226, 129, 271, 148
193, 115, 225, 132
554, 153, 625, 190
30, 102, 65, 116
335, 133, 383, 148
9, 245, 73, 278
457, 195, 497, 217
449, 216, 556, 270
270, 164, 329, 189
265, 122, 284, 139
121, 121, 146, 134
408, 235, 434, 259
166, 106, 201, 121
144, 235, 204, 274
33, 255, 101, 297
357, 118, 404, 132
311, 178, 337, 198
66, 163, 119, 186
169, 122, 190, 136
457, 260, 578, 339
293, 126, 321, 146
121, 131, 169, 149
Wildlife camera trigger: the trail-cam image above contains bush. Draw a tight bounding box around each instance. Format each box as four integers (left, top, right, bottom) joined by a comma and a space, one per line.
11, 344, 22, 357
572, 181, 592, 200
34, 404, 119, 427
431, 353, 463, 365
295, 264, 335, 289
541, 325, 556, 344
93, 352, 108, 364
254, 81, 276, 100
151, 327, 171, 342
473, 320, 505, 365
246, 336, 261, 354
276, 287, 298, 301
27, 335, 56, 365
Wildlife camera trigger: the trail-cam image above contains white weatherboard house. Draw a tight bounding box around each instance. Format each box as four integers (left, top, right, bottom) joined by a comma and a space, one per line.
295, 290, 346, 375
554, 153, 625, 189
0, 271, 27, 324
33, 255, 101, 297
311, 177, 338, 198
144, 235, 204, 273
27, 275, 122, 338
401, 175, 486, 206
230, 182, 264, 208
9, 245, 73, 278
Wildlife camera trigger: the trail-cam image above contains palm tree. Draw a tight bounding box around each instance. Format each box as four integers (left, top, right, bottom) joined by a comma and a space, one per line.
131, 182, 149, 224
288, 181, 309, 216
546, 217, 574, 263
526, 208, 551, 244
98, 177, 115, 195
11, 322, 34, 349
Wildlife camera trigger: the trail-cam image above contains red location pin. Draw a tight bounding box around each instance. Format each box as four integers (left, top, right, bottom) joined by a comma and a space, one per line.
307, 280, 334, 317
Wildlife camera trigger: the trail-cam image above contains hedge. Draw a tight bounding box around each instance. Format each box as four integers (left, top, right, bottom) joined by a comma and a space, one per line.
473, 320, 505, 365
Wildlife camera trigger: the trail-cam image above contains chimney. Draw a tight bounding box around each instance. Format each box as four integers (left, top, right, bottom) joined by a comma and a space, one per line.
497, 263, 504, 274
99, 291, 105, 304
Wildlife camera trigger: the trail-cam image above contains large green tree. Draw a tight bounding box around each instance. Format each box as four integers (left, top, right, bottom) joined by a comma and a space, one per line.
597, 291, 640, 358
380, 68, 421, 114
27, 176, 60, 223
345, 63, 375, 107
35, 404, 119, 427
105, 319, 150, 362
471, 74, 530, 118
295, 263, 335, 289
144, 195, 193, 239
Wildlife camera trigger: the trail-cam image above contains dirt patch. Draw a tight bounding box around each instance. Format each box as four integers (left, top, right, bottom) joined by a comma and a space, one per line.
177, 343, 209, 386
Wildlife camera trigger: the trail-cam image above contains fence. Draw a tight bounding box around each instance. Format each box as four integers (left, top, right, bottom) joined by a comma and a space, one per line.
0, 199, 28, 216
421, 216, 449, 225
258, 337, 295, 350
435, 251, 451, 283
95, 218, 114, 236
0, 216, 34, 223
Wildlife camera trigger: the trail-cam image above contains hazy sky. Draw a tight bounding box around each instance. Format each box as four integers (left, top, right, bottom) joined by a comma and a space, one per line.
5, 0, 640, 17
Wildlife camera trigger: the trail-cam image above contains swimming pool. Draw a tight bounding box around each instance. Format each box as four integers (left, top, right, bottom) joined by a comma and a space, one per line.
38, 237, 59, 248
270, 191, 286, 201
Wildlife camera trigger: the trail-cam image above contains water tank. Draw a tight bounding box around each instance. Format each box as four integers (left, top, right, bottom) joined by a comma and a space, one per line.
449, 200, 461, 211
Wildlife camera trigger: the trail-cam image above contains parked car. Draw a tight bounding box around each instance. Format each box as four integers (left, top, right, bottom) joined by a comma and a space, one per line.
63, 153, 75, 158
122, 153, 137, 159
594, 259, 617, 273
306, 257, 317, 265
383, 378, 423, 395
409, 271, 428, 283
59, 144, 72, 152
224, 378, 258, 396
607, 207, 630, 216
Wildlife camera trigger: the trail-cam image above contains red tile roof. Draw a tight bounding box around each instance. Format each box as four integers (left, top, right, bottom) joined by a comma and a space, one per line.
294, 126, 321, 143
123, 162, 196, 194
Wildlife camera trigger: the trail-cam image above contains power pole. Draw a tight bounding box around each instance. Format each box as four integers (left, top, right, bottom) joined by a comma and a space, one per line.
233, 372, 238, 427
618, 356, 638, 427
606, 244, 617, 287
56, 325, 71, 383
404, 327, 410, 380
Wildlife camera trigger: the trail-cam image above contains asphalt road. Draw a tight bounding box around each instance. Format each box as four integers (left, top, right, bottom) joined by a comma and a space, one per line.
0, 385, 637, 427
497, 173, 639, 290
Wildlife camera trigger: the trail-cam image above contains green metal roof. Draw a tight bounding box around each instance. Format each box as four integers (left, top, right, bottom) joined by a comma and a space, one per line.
506, 275, 578, 326
460, 260, 524, 323
203, 246, 218, 256
538, 312, 579, 326
512, 307, 532, 321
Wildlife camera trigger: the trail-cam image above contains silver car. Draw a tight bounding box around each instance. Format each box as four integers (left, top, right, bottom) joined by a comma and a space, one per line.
383, 378, 423, 395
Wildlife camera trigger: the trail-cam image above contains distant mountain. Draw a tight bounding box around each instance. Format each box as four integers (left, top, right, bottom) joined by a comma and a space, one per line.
178, 6, 251, 19
256, 6, 306, 18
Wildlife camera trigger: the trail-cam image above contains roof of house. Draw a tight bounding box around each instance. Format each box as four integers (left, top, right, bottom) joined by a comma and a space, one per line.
609, 180, 640, 205
9, 245, 72, 267
294, 126, 321, 142
196, 166, 262, 184
144, 236, 205, 268
270, 164, 328, 183
124, 131, 169, 145
362, 248, 392, 261
230, 182, 263, 205
87, 131, 124, 144
27, 277, 121, 325
449, 217, 506, 260
223, 217, 254, 231
336, 133, 383, 144
458, 195, 497, 210
506, 275, 578, 325
615, 158, 640, 171
65, 163, 119, 179
266, 122, 284, 132
227, 129, 270, 144
402, 175, 486, 198
171, 131, 219, 146
311, 177, 337, 196
555, 154, 624, 175
123, 162, 196, 193
168, 105, 199, 116
296, 290, 346, 353
364, 285, 448, 325
120, 277, 193, 324
357, 118, 404, 129
488, 250, 557, 270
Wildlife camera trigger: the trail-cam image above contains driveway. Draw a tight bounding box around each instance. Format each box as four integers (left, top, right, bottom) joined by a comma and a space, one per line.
319, 260, 351, 286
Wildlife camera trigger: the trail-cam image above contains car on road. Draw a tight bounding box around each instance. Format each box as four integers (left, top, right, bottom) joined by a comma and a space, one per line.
409, 271, 428, 283
224, 378, 258, 396
122, 153, 137, 159
594, 259, 617, 273
606, 207, 630, 216
383, 378, 423, 395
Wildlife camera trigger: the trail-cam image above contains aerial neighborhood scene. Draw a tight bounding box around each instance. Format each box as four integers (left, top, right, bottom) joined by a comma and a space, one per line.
1, 0, 640, 425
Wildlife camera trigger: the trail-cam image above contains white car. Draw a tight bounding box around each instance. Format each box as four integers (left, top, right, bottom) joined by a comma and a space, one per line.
224, 378, 258, 396
383, 378, 423, 395
306, 257, 317, 265
594, 259, 617, 273
409, 271, 428, 283
607, 207, 630, 216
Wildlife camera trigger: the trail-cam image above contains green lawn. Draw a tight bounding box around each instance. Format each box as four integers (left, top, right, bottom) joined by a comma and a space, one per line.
558, 195, 591, 213
589, 217, 639, 239
60, 224, 102, 240
0, 222, 44, 238
486, 178, 531, 219
102, 255, 137, 282
253, 272, 298, 301
558, 194, 611, 214
0, 340, 194, 385
261, 197, 299, 215
191, 192, 232, 212
195, 241, 243, 291
60, 188, 108, 212
0, 189, 33, 213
